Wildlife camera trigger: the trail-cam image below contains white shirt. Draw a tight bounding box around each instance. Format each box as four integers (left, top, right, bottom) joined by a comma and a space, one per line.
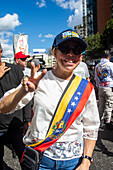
73, 62, 90, 79
23, 71, 100, 159
1, 71, 100, 160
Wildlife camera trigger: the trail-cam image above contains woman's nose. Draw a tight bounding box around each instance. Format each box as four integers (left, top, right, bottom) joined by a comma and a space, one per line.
67, 49, 75, 56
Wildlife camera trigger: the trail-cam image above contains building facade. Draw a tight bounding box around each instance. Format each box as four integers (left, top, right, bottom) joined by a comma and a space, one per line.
74, 16, 87, 38
86, 0, 113, 36
97, 0, 112, 34
32, 49, 56, 69
13, 34, 29, 55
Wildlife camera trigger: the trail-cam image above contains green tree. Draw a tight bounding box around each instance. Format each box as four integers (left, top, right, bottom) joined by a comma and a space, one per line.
100, 18, 113, 49
85, 32, 102, 59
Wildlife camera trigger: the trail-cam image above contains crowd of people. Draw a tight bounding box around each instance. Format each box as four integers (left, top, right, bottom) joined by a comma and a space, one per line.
0, 43, 31, 169
0, 28, 112, 170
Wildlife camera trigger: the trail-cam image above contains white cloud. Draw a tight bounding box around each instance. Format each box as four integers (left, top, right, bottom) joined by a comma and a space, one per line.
41, 39, 45, 42
5, 32, 13, 38
36, 0, 46, 8
36, 0, 83, 27
0, 38, 9, 44
38, 33, 54, 43
52, 0, 77, 10
0, 36, 13, 58
0, 13, 21, 31
0, 14, 21, 58
0, 35, 13, 58
38, 33, 42, 37
44, 34, 54, 38
0, 32, 13, 47
52, 0, 83, 27
2, 43, 13, 58
53, 0, 69, 9
67, 6, 82, 27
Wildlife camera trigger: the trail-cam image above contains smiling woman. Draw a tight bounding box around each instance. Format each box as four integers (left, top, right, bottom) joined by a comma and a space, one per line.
51, 29, 87, 79
0, 29, 100, 170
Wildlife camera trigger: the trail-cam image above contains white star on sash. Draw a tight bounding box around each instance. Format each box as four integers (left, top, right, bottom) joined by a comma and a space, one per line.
74, 96, 79, 100
77, 92, 81, 95
71, 102, 76, 106
67, 108, 72, 113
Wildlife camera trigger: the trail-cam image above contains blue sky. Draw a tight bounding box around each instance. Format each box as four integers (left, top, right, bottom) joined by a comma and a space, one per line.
0, 0, 84, 58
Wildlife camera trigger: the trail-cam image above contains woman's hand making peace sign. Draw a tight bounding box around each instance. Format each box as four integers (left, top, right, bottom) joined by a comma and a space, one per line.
21, 61, 47, 92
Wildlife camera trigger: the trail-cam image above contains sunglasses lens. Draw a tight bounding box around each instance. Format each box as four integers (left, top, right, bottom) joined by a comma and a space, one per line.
73, 46, 82, 55
58, 44, 70, 54
58, 44, 82, 55
20, 58, 27, 61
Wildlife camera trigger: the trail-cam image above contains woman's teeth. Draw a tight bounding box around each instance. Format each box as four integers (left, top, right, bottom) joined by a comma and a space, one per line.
68, 60, 73, 63
64, 59, 76, 63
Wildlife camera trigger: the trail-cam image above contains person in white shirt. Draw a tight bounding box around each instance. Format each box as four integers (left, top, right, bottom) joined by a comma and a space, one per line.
95, 50, 113, 129
73, 53, 90, 80
0, 29, 100, 170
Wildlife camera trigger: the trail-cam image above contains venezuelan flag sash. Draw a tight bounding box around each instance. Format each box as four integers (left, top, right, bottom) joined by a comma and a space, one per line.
26, 75, 94, 152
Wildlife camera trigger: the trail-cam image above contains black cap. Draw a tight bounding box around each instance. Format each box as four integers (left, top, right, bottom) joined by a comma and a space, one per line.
52, 29, 87, 52
102, 50, 111, 58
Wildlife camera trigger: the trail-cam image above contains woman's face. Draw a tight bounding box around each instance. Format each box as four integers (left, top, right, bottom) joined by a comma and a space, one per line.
55, 41, 81, 74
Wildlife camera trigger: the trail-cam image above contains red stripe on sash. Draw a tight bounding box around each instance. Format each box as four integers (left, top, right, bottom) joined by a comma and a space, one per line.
65, 82, 93, 130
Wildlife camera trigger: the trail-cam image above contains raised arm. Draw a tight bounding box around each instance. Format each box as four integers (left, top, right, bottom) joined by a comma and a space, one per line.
0, 86, 27, 113
0, 62, 47, 113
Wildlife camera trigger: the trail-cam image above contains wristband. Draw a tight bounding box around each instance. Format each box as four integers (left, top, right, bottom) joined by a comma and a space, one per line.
82, 155, 93, 163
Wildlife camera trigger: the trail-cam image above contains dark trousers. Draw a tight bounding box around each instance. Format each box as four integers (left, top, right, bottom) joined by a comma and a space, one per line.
0, 126, 25, 168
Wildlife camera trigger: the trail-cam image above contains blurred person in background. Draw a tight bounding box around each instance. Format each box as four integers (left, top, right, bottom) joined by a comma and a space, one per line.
0, 45, 31, 169
28, 58, 42, 74
89, 62, 98, 99
95, 50, 113, 129
73, 52, 90, 81
15, 51, 31, 76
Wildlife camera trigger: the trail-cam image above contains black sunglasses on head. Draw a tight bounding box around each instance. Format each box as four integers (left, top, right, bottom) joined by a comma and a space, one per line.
57, 44, 83, 55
